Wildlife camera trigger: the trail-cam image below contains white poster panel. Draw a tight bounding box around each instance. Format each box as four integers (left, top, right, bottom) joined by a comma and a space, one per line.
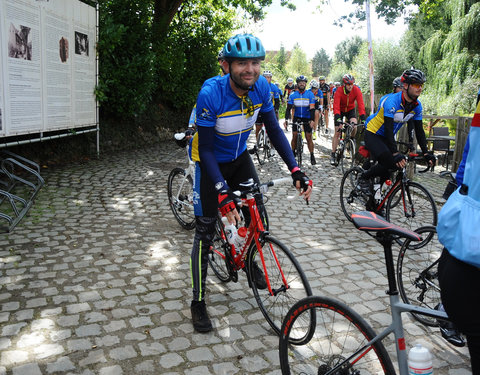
0, 6, 4, 135
43, 0, 73, 130
72, 0, 96, 127
4, 0, 43, 135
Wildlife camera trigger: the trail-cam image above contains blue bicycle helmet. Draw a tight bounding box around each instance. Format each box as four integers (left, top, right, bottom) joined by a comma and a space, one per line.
223, 34, 265, 60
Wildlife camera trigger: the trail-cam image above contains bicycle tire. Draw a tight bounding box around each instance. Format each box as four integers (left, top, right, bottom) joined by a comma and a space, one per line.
340, 138, 356, 174
208, 219, 231, 282
397, 226, 442, 327
256, 129, 266, 165
248, 235, 312, 339
279, 295, 395, 375
318, 113, 324, 135
296, 132, 303, 168
167, 167, 195, 230
340, 166, 369, 222
385, 181, 437, 247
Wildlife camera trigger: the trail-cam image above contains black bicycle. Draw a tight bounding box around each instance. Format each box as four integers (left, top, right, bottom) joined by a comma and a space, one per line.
333, 121, 357, 173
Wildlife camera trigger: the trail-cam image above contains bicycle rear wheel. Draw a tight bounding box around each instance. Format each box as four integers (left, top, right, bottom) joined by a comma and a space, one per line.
279, 295, 395, 375
208, 219, 231, 282
167, 167, 195, 230
340, 139, 355, 174
397, 226, 442, 326
386, 181, 437, 246
248, 235, 312, 340
340, 166, 369, 222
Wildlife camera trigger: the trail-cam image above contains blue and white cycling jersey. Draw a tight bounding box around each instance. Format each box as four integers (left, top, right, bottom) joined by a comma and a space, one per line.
191, 74, 273, 163
366, 91, 422, 136
288, 90, 315, 118
308, 88, 323, 107
269, 82, 282, 100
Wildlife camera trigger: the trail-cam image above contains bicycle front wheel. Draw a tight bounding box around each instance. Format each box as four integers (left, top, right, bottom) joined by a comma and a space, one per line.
167, 167, 195, 230
340, 139, 355, 174
248, 235, 312, 338
340, 166, 369, 222
397, 226, 442, 326
386, 181, 437, 245
279, 295, 395, 375
208, 219, 231, 282
256, 130, 266, 165
296, 133, 303, 168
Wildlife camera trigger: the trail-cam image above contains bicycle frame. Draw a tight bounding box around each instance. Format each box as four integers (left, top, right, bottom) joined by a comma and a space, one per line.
324, 233, 449, 375
214, 178, 291, 297
173, 146, 195, 206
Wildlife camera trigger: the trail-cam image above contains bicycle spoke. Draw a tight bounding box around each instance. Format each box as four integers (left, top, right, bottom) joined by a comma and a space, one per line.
167, 168, 195, 230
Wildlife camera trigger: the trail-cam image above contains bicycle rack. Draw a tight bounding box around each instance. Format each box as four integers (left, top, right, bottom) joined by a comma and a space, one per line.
0, 151, 45, 233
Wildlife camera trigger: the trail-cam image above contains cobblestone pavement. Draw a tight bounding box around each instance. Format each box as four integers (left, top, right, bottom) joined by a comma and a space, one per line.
0, 125, 471, 374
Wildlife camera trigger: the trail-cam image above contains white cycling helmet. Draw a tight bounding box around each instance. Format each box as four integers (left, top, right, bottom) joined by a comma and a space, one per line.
263, 70, 273, 77
287, 77, 294, 84
309, 80, 319, 89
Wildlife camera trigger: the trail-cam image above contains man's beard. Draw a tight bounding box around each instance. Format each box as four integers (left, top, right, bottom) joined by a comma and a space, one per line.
230, 71, 257, 91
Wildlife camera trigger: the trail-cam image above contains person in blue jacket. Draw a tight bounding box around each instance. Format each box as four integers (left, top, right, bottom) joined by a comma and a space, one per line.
437, 88, 480, 374
189, 34, 312, 333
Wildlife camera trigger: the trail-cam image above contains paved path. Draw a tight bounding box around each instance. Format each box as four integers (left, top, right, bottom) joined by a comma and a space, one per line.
0, 127, 471, 374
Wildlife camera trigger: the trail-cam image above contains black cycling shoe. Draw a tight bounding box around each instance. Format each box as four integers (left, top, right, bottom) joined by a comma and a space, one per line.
248, 145, 257, 155
435, 304, 465, 347
330, 154, 336, 166
310, 154, 316, 165
356, 175, 372, 194
249, 262, 267, 290
191, 300, 213, 333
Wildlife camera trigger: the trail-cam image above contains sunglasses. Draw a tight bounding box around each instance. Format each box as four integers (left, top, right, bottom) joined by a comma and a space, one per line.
241, 95, 254, 117
411, 83, 424, 89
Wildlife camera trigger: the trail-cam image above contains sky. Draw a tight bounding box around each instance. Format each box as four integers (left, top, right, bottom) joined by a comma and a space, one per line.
243, 0, 410, 60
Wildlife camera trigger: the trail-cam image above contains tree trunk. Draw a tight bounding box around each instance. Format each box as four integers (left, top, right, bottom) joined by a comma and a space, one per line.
153, 0, 183, 42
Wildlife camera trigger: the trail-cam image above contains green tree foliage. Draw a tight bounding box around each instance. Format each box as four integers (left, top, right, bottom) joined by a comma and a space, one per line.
352, 41, 407, 94
276, 44, 287, 72
96, 0, 156, 118
286, 44, 312, 80
311, 48, 332, 77
416, 0, 480, 114
334, 36, 363, 69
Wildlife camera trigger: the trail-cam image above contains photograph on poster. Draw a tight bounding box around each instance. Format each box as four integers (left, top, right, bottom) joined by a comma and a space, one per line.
59, 37, 69, 62
8, 23, 33, 60
74, 31, 88, 56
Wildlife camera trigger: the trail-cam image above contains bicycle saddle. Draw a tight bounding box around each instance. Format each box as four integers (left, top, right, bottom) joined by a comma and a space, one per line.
351, 211, 422, 242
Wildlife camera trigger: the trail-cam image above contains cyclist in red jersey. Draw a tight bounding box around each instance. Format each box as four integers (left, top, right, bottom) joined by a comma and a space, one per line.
331, 74, 366, 165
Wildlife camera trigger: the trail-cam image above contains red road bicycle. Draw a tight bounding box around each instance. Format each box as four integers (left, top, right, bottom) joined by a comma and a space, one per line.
208, 177, 313, 341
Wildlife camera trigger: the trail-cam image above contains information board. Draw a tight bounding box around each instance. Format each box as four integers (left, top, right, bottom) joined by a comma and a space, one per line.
0, 0, 96, 137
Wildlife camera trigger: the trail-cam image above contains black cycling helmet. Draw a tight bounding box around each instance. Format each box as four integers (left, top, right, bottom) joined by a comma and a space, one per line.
223, 34, 265, 61
393, 77, 402, 88
342, 74, 355, 85
401, 69, 426, 84
296, 75, 308, 83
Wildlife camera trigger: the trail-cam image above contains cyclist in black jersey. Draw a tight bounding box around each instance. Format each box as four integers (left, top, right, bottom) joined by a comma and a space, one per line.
318, 76, 330, 134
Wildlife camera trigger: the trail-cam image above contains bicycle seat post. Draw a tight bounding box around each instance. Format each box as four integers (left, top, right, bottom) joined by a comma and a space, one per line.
376, 233, 399, 296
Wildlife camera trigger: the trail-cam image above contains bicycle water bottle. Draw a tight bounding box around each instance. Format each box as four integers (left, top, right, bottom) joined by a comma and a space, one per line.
221, 217, 238, 247
381, 179, 392, 196
408, 344, 433, 375
374, 183, 381, 201
233, 227, 247, 252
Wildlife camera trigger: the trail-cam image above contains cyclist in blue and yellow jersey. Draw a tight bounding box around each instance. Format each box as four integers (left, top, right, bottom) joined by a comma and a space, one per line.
308, 80, 323, 140
360, 69, 435, 187
365, 77, 403, 126
189, 34, 313, 333
318, 76, 330, 134
255, 70, 283, 137
284, 75, 317, 165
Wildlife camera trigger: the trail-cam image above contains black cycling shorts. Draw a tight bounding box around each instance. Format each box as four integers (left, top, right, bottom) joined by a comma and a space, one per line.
292, 117, 313, 134
336, 109, 356, 125
274, 98, 280, 112
322, 94, 329, 108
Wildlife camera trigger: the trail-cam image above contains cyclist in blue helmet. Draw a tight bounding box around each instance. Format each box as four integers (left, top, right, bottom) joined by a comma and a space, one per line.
189, 33, 312, 333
